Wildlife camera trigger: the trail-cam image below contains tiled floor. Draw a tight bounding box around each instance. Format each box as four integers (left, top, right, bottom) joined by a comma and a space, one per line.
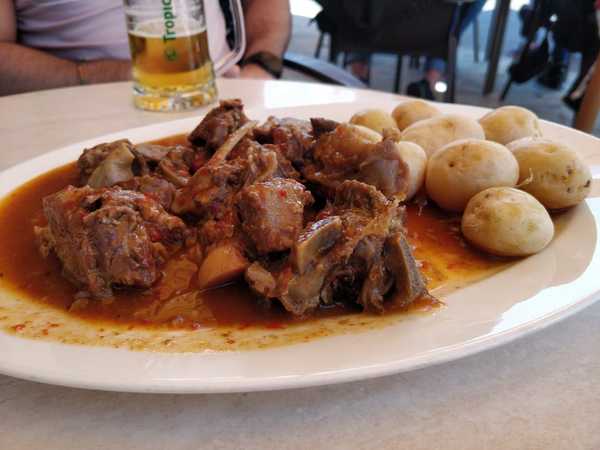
287, 2, 598, 136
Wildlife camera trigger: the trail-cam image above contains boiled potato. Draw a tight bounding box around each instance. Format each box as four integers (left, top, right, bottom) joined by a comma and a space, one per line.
392, 141, 427, 200
392, 100, 441, 130
401, 114, 485, 157
508, 137, 592, 209
479, 105, 542, 145
350, 109, 398, 134
426, 139, 519, 211
462, 187, 554, 257
197, 243, 249, 289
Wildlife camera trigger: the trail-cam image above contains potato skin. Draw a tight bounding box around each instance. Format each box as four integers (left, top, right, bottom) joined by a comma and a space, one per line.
401, 114, 485, 157
426, 139, 519, 211
462, 187, 554, 257
350, 109, 398, 134
392, 141, 427, 200
479, 106, 542, 145
508, 137, 592, 209
392, 100, 441, 131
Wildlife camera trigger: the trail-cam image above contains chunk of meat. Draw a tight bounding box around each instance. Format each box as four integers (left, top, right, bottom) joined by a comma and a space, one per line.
78, 140, 133, 184
157, 146, 195, 187
353, 236, 393, 312
86, 142, 136, 188
188, 99, 249, 149
255, 117, 315, 164
310, 117, 339, 138
120, 175, 176, 210
36, 186, 189, 298
357, 139, 410, 200
244, 181, 425, 316
171, 158, 246, 217
384, 233, 428, 306
291, 216, 342, 274
236, 178, 314, 254
132, 143, 171, 162
244, 262, 278, 298
78, 140, 198, 208
331, 179, 391, 214
307, 125, 410, 200
172, 129, 293, 227
313, 123, 378, 170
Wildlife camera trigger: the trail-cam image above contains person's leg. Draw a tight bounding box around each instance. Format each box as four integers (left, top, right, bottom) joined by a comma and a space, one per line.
406, 57, 444, 99
406, 1, 486, 99
458, 0, 487, 36
564, 43, 600, 111
346, 52, 370, 83
538, 33, 570, 90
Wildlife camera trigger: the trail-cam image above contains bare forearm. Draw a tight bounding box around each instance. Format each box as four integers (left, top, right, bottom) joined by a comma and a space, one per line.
242, 0, 291, 57
0, 43, 131, 96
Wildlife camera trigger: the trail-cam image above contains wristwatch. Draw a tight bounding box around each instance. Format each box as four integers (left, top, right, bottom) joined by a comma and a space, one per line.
240, 51, 284, 79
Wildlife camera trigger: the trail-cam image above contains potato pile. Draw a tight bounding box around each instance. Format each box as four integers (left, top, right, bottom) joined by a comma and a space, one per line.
348, 103, 592, 258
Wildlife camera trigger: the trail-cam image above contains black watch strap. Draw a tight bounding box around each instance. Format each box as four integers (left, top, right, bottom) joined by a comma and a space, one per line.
240, 52, 284, 79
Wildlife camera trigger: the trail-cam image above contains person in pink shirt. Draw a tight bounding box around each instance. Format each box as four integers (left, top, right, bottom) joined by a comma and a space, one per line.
0, 0, 291, 96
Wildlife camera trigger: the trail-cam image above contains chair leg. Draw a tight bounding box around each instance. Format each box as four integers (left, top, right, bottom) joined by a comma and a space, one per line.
315, 32, 325, 59
328, 37, 338, 64
445, 36, 458, 103
394, 56, 403, 93
473, 17, 480, 63
500, 79, 513, 101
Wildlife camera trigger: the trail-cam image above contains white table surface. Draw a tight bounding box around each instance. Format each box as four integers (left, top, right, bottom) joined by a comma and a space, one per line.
1, 80, 599, 450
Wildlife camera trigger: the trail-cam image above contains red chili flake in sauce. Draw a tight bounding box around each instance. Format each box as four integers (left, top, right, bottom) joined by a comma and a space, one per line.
148, 227, 162, 242
279, 190, 287, 198
12, 324, 25, 332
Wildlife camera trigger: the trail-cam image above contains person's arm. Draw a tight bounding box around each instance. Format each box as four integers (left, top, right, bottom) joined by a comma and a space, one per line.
0, 0, 130, 96
239, 0, 291, 79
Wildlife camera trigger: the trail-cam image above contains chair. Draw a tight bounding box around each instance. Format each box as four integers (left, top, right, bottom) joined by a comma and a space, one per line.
315, 14, 482, 66
311, 0, 477, 102
282, 52, 367, 88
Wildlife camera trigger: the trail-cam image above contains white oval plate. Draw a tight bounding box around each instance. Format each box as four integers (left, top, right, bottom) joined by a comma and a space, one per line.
1, 101, 600, 394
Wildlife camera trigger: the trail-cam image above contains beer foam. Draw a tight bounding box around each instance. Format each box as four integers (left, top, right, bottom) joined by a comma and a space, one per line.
130, 18, 206, 38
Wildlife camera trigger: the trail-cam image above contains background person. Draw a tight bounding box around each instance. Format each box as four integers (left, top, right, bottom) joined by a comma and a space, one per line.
0, 0, 291, 96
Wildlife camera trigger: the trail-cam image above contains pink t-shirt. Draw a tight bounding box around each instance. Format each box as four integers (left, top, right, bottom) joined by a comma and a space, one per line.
14, 0, 229, 62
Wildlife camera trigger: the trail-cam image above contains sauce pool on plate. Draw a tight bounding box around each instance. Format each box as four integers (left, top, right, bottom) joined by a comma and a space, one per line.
0, 135, 510, 351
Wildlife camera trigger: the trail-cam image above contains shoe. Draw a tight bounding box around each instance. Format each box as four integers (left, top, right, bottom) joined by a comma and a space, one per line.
562, 93, 582, 112
406, 79, 434, 100
537, 63, 568, 90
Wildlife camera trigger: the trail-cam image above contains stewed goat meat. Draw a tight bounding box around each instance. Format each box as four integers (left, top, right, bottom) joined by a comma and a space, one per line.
236, 178, 314, 254
37, 99, 431, 315
36, 186, 189, 298
188, 98, 249, 150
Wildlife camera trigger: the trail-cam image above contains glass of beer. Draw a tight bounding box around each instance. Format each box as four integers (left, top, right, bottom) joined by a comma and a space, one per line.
123, 0, 245, 111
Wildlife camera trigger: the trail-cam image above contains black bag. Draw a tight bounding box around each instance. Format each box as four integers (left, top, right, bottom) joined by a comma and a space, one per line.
508, 34, 550, 83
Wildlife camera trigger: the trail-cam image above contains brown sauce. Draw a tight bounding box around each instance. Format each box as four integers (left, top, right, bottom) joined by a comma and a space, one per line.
0, 134, 507, 345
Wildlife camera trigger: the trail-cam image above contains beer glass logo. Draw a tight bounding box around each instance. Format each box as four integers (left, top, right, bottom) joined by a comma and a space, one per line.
162, 0, 177, 61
